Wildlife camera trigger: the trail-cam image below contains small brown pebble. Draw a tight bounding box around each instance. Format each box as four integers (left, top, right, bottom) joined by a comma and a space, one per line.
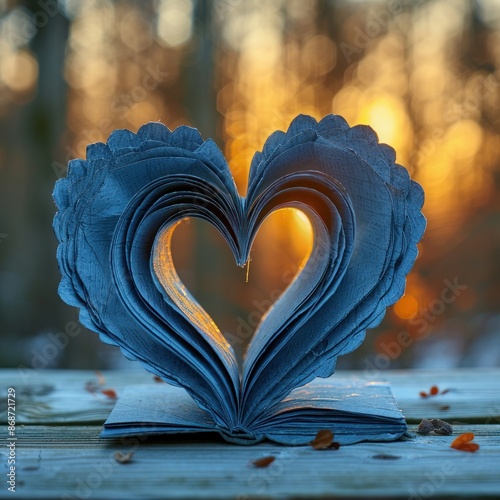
417, 418, 433, 435
417, 418, 453, 436
433, 427, 450, 435
430, 418, 453, 435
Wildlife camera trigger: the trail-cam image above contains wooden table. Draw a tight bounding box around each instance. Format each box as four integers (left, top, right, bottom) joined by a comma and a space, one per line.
1, 368, 499, 499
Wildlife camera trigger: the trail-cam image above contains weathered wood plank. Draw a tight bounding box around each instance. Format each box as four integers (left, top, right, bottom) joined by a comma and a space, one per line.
2, 369, 499, 499
384, 369, 500, 424
7, 424, 500, 499
0, 369, 153, 424
0, 369, 499, 425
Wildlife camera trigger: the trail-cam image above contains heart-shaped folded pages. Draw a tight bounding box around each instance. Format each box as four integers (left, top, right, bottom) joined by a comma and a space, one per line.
53, 114, 425, 442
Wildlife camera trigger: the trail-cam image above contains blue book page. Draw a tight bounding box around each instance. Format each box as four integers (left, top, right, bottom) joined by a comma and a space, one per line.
101, 377, 406, 445
53, 115, 425, 444
102, 384, 216, 438
258, 378, 407, 445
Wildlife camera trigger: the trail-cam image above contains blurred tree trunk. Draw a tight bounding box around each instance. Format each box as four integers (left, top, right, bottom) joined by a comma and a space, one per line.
182, 1, 227, 342
0, 5, 71, 366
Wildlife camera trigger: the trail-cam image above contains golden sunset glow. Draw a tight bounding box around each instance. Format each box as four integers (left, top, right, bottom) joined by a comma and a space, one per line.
393, 295, 419, 320
1, 50, 38, 93
3, 0, 496, 370
252, 207, 314, 283
164, 209, 313, 364
60, 1, 497, 352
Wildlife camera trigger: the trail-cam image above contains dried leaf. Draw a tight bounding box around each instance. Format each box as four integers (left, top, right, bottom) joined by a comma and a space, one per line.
420, 385, 450, 398
251, 456, 275, 468
95, 370, 106, 386
450, 432, 475, 449
450, 432, 479, 452
451, 432, 474, 446
457, 442, 480, 452
114, 451, 134, 463
310, 430, 334, 449
101, 388, 118, 399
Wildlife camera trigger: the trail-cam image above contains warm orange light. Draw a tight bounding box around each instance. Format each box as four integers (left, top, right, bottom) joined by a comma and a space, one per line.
445, 120, 483, 160
394, 295, 419, 320
56, 0, 499, 367
252, 208, 314, 279
127, 101, 161, 129
358, 93, 411, 160
1, 50, 38, 94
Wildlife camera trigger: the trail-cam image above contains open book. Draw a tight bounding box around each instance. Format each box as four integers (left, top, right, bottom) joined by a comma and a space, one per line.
53, 114, 425, 445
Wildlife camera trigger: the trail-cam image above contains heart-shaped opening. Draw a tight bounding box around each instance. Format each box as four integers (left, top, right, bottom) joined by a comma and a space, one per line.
167, 208, 313, 366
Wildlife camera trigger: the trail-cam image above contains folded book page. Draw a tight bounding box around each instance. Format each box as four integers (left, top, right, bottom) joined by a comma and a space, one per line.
53, 114, 425, 444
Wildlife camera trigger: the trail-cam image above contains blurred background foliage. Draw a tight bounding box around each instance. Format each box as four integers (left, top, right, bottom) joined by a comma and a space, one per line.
0, 0, 499, 371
